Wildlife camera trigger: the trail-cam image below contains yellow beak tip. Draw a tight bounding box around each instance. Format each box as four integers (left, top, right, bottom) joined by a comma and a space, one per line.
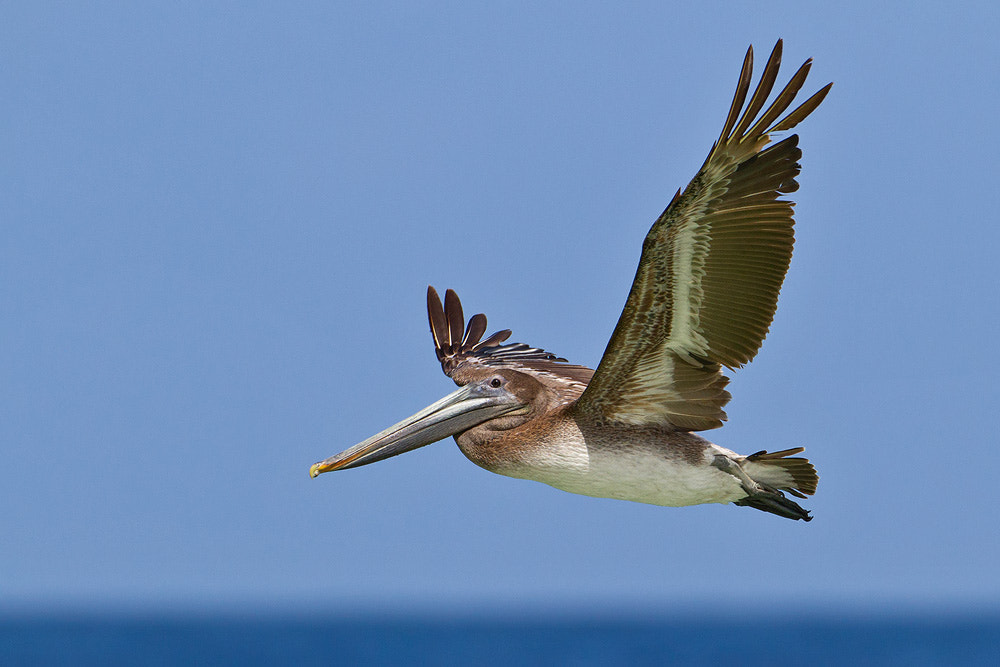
309, 464, 323, 478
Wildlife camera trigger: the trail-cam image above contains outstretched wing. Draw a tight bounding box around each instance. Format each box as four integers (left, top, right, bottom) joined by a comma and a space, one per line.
575, 40, 831, 430
427, 286, 594, 390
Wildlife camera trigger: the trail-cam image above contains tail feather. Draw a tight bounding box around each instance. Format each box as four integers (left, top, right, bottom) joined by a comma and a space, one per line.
744, 447, 818, 497
713, 449, 818, 521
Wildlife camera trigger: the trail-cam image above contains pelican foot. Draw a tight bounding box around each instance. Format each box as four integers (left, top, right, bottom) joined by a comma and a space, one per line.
713, 454, 812, 521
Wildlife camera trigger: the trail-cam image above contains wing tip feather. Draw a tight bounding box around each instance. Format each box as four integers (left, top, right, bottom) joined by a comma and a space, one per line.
427, 287, 587, 382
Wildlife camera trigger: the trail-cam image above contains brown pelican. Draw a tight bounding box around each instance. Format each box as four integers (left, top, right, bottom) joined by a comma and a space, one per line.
312, 41, 831, 520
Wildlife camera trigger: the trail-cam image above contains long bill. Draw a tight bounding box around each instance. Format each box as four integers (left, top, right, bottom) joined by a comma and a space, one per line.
310, 384, 524, 477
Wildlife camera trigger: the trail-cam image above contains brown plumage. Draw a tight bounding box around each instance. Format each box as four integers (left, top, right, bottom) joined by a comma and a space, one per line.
427, 286, 594, 389
576, 40, 831, 430
311, 40, 829, 521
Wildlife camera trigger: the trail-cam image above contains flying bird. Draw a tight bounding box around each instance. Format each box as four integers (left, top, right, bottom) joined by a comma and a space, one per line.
311, 41, 831, 520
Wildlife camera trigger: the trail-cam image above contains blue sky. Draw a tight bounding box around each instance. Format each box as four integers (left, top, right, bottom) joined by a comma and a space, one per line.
3, 2, 998, 613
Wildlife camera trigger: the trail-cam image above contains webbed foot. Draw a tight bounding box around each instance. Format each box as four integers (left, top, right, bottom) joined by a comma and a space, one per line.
712, 454, 812, 521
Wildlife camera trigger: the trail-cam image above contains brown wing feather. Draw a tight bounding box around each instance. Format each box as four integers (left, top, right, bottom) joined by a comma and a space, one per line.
575, 41, 830, 429
426, 287, 594, 388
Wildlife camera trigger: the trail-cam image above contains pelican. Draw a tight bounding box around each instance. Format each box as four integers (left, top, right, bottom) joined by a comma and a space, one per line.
312, 41, 831, 520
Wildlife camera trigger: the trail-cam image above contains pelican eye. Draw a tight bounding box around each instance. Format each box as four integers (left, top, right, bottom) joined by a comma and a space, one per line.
490, 377, 502, 388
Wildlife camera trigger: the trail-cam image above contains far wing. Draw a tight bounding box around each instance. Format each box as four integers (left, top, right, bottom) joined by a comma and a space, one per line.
427, 286, 594, 392
575, 40, 831, 430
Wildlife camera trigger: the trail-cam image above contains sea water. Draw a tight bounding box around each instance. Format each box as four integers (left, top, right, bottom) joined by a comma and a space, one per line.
2, 612, 998, 665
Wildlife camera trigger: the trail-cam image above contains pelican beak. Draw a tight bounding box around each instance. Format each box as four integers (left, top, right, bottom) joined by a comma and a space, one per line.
310, 384, 524, 477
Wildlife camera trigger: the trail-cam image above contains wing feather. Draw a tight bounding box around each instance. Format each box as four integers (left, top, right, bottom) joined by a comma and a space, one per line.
731, 41, 783, 139
717, 47, 754, 146
463, 313, 488, 348
426, 287, 594, 390
575, 41, 830, 429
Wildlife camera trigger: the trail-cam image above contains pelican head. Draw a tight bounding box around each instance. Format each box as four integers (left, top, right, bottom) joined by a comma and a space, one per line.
309, 369, 533, 476
310, 288, 593, 478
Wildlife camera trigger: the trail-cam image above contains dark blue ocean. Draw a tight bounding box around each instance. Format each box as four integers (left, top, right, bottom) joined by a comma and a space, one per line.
2, 612, 998, 665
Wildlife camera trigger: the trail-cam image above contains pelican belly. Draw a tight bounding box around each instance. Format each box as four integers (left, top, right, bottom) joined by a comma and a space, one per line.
488, 420, 746, 508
